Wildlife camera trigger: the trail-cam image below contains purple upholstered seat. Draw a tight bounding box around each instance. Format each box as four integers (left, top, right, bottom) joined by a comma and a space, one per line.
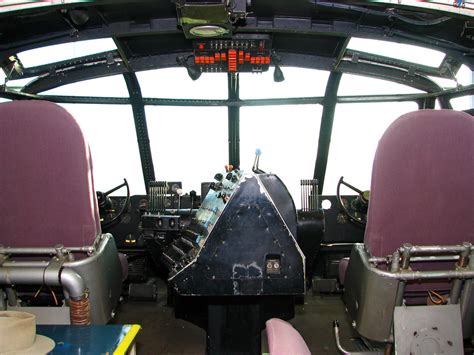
340, 109, 474, 288
266, 318, 311, 355
0, 101, 100, 247
0, 101, 127, 280
364, 109, 473, 256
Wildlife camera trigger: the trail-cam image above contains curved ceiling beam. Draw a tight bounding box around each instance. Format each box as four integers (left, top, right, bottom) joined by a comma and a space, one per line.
22, 60, 127, 94
21, 48, 441, 95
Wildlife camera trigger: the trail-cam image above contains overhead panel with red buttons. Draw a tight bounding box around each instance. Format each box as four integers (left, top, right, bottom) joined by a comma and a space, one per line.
193, 34, 271, 73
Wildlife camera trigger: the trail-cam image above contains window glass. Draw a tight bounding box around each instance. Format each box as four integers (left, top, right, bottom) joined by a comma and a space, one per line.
146, 106, 228, 193
4, 77, 37, 91
451, 96, 473, 111
428, 65, 472, 89
60, 104, 146, 195
18, 38, 116, 67
348, 38, 445, 67
239, 67, 329, 99
137, 68, 228, 99
428, 76, 457, 89
457, 65, 473, 86
323, 101, 418, 195
451, 65, 473, 110
240, 105, 322, 208
339, 74, 423, 95
41, 75, 129, 97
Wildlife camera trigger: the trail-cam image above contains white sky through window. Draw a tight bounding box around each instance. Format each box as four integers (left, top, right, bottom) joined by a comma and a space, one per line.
348, 37, 445, 67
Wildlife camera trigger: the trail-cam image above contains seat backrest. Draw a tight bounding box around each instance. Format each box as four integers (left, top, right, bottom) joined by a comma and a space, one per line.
0, 101, 100, 248
365, 109, 474, 257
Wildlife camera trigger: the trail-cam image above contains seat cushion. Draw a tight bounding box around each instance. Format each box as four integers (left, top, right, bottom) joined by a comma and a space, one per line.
266, 318, 310, 355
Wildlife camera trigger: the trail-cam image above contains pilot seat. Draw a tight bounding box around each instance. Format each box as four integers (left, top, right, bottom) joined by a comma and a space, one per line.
0, 100, 125, 325
338, 109, 474, 353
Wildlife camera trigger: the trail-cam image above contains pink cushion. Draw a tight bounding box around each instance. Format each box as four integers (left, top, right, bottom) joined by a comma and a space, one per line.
0, 101, 100, 247
365, 110, 474, 257
266, 318, 311, 355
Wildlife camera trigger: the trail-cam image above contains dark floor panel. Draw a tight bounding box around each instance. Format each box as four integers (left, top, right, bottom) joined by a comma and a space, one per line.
112, 288, 360, 355
111, 295, 206, 354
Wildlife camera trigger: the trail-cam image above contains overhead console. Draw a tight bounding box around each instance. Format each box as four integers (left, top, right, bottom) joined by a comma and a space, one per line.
193, 34, 272, 73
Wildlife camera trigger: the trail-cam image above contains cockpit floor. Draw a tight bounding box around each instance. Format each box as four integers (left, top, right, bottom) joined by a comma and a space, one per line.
111, 281, 359, 354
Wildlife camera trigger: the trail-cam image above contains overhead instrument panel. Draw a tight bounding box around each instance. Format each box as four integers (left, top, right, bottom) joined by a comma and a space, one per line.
193, 35, 272, 73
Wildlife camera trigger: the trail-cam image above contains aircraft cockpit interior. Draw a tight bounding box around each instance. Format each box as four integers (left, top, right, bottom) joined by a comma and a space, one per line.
0, 1, 473, 354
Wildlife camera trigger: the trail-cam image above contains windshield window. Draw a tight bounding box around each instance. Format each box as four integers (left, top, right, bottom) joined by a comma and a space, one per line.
323, 101, 418, 195
239, 67, 329, 99
338, 74, 423, 95
146, 106, 228, 193
41, 75, 129, 97
60, 104, 146, 195
451, 65, 473, 110
137, 68, 228, 99
240, 105, 322, 208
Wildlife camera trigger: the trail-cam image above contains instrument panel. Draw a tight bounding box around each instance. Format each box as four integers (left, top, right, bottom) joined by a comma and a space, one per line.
193, 34, 272, 73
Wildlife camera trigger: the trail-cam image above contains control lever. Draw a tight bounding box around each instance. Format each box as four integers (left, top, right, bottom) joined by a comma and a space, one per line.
252, 148, 265, 173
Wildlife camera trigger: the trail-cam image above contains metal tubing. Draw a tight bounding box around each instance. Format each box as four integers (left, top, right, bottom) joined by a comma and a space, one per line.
459, 257, 474, 321
5, 288, 17, 307
403, 244, 472, 255
356, 246, 474, 281
400, 243, 412, 269
333, 320, 384, 355
390, 252, 400, 273
449, 279, 464, 304
395, 281, 406, 305
0, 245, 94, 255
2, 261, 49, 267
0, 266, 86, 300
60, 268, 86, 300
333, 321, 350, 355
394, 269, 474, 281
369, 255, 461, 264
